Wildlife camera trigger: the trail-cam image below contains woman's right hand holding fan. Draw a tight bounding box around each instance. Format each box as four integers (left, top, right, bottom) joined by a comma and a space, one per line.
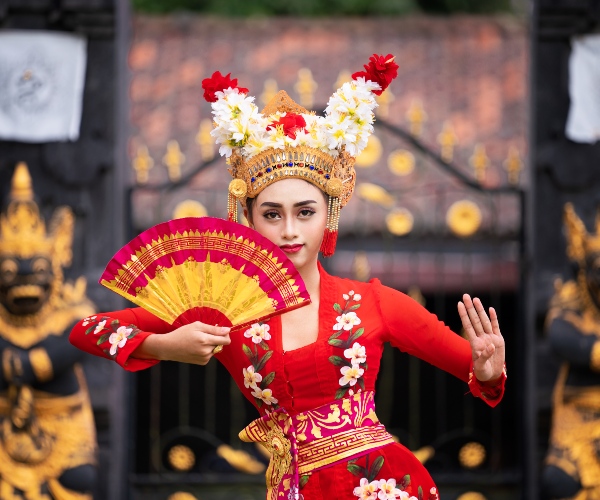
134, 322, 231, 365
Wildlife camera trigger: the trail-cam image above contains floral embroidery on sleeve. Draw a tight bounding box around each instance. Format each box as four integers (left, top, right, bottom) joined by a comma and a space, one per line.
82, 316, 141, 359
329, 290, 367, 399
241, 322, 279, 409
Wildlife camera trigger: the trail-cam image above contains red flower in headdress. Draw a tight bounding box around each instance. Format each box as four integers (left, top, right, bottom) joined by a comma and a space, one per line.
352, 53, 399, 96
202, 71, 249, 103
267, 113, 307, 139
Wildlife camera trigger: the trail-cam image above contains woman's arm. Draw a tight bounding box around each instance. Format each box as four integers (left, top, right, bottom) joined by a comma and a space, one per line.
374, 281, 506, 407
69, 308, 231, 372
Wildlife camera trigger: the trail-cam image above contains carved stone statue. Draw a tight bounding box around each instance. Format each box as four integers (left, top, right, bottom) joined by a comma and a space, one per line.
542, 203, 600, 500
0, 163, 97, 499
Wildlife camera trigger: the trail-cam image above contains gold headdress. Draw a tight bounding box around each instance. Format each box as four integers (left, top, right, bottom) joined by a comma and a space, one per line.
0, 162, 74, 268
202, 54, 399, 256
564, 202, 600, 265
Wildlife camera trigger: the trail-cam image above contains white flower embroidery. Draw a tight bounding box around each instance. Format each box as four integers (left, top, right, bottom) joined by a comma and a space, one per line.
93, 320, 107, 335
377, 479, 403, 500
82, 315, 97, 326
344, 290, 362, 301
287, 485, 304, 500
353, 478, 379, 499
108, 326, 132, 355
339, 365, 365, 387
243, 323, 271, 344
344, 342, 367, 365
242, 365, 263, 389
251, 387, 278, 405
334, 312, 361, 331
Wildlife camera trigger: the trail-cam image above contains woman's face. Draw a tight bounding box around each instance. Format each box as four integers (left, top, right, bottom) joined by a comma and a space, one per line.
249, 179, 327, 273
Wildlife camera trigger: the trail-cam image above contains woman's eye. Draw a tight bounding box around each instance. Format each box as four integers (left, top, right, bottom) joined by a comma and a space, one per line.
263, 211, 280, 219
299, 209, 315, 217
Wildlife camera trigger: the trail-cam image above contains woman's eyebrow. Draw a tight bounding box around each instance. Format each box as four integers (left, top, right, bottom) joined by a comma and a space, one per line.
259, 200, 317, 208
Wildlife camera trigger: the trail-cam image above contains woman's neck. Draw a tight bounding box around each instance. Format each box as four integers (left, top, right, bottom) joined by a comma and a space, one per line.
298, 259, 321, 302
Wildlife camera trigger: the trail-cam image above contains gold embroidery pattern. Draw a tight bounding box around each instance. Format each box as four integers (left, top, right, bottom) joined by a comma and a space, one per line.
240, 391, 394, 498
298, 426, 393, 474
29, 347, 54, 383
104, 233, 301, 307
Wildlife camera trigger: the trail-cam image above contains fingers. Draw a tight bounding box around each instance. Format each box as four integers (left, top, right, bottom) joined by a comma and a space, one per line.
472, 297, 493, 335
459, 294, 493, 338
473, 342, 495, 362
203, 332, 231, 346
192, 322, 230, 336
489, 307, 501, 336
457, 301, 477, 343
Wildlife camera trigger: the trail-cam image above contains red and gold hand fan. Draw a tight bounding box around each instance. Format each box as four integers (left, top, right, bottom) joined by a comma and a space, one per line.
99, 217, 311, 330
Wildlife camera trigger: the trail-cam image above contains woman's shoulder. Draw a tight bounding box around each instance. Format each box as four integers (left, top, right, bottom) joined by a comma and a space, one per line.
325, 271, 383, 296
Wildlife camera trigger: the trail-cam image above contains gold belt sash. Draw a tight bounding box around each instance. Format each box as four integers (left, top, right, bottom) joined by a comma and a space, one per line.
240, 391, 394, 500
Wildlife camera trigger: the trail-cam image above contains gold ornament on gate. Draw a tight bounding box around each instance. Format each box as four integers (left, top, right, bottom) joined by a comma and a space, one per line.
168, 444, 196, 471
388, 149, 415, 177
386, 208, 414, 236
458, 442, 486, 469
355, 135, 382, 168
446, 200, 482, 237
173, 200, 208, 219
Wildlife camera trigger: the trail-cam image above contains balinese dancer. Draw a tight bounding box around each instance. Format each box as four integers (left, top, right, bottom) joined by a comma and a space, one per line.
70, 54, 506, 500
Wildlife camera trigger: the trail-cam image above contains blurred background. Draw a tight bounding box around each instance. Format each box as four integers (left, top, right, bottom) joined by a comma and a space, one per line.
0, 0, 599, 499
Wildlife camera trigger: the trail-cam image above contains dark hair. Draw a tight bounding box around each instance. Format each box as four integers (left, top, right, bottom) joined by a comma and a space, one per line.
244, 181, 328, 224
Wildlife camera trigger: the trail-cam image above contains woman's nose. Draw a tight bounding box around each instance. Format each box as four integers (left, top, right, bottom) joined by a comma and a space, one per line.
281, 216, 298, 240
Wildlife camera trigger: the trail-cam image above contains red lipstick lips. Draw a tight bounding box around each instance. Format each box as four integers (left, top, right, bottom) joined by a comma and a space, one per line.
280, 244, 303, 254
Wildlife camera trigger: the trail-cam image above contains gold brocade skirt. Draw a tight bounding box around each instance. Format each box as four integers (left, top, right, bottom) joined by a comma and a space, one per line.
0, 365, 97, 499
547, 364, 600, 495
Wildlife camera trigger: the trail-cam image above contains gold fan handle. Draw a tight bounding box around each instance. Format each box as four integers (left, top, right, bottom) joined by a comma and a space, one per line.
212, 345, 224, 355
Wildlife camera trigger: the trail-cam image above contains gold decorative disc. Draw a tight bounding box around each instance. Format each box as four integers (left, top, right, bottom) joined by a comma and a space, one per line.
168, 444, 196, 471
386, 208, 414, 236
388, 149, 415, 176
458, 441, 486, 469
456, 493, 487, 500
446, 200, 482, 237
357, 183, 394, 208
172, 200, 208, 219
356, 135, 382, 168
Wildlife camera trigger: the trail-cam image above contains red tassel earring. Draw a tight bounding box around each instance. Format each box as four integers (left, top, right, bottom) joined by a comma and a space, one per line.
320, 195, 340, 257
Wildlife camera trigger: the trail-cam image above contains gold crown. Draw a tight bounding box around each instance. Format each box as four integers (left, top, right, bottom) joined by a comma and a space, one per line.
564, 202, 600, 263
227, 91, 356, 208
0, 163, 74, 267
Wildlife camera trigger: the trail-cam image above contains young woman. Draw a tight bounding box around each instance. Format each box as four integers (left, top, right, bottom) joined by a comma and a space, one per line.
70, 56, 506, 500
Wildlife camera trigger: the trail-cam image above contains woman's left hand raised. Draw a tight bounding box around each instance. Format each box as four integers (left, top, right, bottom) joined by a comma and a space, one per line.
457, 294, 505, 382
